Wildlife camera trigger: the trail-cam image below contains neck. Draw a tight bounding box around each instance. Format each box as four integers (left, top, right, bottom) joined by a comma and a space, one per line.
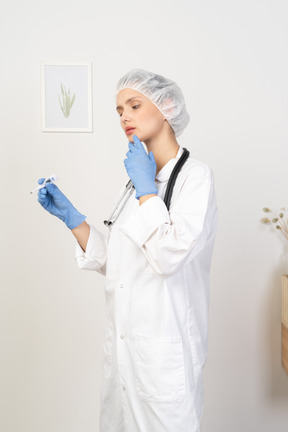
144, 130, 180, 176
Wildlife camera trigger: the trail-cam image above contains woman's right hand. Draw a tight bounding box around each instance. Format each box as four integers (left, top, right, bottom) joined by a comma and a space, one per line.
37, 178, 86, 229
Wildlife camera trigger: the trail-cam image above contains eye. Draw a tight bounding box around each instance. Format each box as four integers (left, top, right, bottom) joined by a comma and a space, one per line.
118, 104, 140, 117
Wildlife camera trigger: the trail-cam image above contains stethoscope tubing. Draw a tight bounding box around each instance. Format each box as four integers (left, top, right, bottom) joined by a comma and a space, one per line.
103, 148, 190, 227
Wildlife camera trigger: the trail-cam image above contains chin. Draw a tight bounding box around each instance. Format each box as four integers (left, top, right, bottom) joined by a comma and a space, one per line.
128, 134, 141, 143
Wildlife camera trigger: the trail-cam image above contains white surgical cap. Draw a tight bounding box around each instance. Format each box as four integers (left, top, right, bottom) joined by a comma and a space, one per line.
116, 68, 190, 137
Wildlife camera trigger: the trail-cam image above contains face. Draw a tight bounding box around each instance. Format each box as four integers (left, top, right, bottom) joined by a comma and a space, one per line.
116, 88, 166, 143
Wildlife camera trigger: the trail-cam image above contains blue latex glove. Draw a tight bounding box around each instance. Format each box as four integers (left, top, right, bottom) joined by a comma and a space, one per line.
37, 178, 86, 229
124, 135, 158, 199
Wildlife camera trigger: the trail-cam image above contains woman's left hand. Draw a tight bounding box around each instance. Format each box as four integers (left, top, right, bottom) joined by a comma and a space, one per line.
124, 135, 158, 199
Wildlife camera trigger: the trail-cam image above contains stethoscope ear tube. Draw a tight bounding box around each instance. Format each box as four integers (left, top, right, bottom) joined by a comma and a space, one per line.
163, 148, 190, 211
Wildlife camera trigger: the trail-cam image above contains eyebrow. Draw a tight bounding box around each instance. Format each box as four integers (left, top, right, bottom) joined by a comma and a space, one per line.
116, 96, 143, 112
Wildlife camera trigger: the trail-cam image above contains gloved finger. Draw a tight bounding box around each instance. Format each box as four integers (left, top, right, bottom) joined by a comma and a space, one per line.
128, 142, 137, 153
133, 135, 145, 152
45, 183, 59, 196
38, 188, 47, 196
38, 191, 46, 203
126, 149, 132, 158
148, 151, 156, 163
38, 188, 46, 199
38, 178, 46, 185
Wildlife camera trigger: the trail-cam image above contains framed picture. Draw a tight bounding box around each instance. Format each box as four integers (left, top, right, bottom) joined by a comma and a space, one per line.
41, 62, 93, 132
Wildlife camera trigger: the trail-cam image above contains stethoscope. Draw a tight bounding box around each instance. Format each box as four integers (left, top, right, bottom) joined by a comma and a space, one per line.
104, 147, 190, 227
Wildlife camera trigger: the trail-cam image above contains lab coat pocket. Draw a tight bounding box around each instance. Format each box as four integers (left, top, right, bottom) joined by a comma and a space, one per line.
102, 321, 113, 380
134, 335, 186, 403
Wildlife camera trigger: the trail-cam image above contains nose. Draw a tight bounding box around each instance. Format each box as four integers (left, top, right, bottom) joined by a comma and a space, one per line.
120, 109, 131, 124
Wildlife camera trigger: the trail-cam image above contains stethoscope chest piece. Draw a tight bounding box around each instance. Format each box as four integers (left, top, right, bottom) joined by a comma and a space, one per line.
104, 180, 135, 227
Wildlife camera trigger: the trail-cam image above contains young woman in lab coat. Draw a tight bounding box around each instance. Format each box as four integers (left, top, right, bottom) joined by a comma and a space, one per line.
38, 69, 217, 432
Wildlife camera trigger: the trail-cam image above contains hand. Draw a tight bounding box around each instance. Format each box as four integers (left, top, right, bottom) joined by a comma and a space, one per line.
124, 135, 158, 199
37, 179, 86, 229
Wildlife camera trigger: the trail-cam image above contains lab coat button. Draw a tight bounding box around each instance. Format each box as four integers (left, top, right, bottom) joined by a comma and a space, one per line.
120, 284, 124, 288
120, 334, 125, 339
121, 386, 126, 391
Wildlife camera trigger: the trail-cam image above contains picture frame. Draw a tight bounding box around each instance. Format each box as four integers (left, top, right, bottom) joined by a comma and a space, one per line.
41, 62, 93, 132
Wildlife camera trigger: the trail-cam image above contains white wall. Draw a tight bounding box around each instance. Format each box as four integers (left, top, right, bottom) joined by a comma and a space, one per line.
1, 1, 288, 431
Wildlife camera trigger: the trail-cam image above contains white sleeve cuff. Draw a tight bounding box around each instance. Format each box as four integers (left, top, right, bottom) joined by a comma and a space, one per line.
75, 224, 108, 274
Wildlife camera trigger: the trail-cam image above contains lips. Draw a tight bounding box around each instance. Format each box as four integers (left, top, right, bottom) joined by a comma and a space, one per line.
125, 127, 135, 134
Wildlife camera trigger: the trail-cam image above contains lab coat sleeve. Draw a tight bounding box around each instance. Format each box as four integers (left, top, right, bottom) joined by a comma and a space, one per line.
75, 224, 109, 275
74, 183, 128, 275
118, 164, 216, 276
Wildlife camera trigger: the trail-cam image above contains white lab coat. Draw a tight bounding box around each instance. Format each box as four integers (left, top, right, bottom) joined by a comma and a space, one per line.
75, 146, 217, 432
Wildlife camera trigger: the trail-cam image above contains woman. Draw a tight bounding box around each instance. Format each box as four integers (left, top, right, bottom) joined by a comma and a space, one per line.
38, 68, 217, 432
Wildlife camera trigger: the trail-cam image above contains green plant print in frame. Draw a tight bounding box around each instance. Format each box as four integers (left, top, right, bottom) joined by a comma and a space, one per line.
58, 83, 76, 118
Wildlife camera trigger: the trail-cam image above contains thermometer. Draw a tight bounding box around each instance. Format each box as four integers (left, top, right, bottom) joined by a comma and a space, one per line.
30, 174, 58, 194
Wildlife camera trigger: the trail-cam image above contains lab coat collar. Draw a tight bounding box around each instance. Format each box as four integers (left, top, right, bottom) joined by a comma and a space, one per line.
155, 146, 184, 183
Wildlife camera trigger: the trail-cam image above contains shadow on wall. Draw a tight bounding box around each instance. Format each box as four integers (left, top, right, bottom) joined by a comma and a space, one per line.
266, 251, 288, 401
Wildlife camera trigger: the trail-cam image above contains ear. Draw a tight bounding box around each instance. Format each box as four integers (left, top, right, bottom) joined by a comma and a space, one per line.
160, 97, 174, 117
